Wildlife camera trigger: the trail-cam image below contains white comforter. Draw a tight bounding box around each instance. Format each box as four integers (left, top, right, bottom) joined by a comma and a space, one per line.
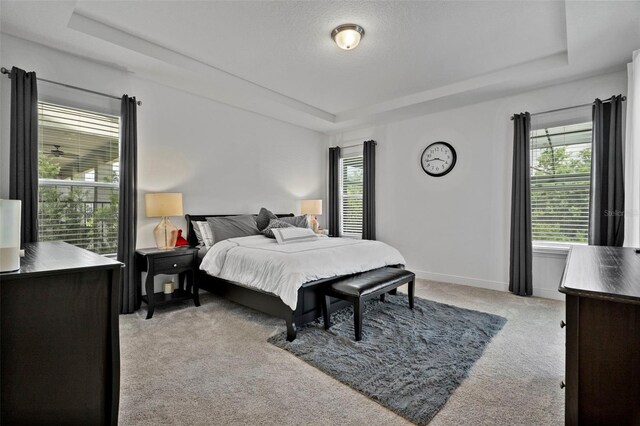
199, 235, 406, 310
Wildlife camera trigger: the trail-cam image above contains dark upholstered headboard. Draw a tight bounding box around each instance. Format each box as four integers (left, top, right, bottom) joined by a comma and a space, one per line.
185, 213, 294, 247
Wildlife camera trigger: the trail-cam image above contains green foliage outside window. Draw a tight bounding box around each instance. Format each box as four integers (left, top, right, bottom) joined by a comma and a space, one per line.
530, 123, 592, 243
38, 151, 119, 255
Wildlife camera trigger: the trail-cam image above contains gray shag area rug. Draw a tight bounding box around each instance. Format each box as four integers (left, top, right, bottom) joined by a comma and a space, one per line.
268, 293, 507, 425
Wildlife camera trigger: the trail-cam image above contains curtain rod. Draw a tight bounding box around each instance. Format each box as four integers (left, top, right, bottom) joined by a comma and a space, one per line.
510, 95, 626, 120
333, 140, 377, 149
1, 67, 142, 106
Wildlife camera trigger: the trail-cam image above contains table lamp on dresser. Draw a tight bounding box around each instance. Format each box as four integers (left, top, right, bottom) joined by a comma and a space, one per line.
0, 199, 21, 272
301, 199, 322, 234
145, 192, 183, 249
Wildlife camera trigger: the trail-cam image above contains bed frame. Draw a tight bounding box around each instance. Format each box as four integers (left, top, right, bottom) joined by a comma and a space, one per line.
185, 213, 352, 341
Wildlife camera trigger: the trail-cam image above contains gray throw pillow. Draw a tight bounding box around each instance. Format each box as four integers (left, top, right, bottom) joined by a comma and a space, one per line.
206, 215, 260, 244
262, 219, 295, 238
280, 215, 309, 228
256, 207, 278, 231
191, 220, 204, 247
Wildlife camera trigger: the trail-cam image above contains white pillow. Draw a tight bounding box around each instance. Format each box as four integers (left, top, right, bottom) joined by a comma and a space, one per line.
272, 227, 319, 245
197, 221, 215, 249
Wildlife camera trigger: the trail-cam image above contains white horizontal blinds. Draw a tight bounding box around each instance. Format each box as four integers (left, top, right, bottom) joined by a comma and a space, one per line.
37, 101, 120, 255
530, 121, 592, 243
340, 154, 364, 236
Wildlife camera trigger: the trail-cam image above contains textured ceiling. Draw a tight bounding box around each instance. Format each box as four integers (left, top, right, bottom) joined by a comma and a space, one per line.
71, 0, 568, 113
1, 1, 639, 133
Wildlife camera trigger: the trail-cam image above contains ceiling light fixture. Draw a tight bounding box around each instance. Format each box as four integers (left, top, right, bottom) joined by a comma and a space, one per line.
331, 24, 365, 50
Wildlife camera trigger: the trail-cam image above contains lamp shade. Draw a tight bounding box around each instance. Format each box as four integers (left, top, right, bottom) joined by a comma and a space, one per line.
301, 199, 322, 216
145, 193, 183, 218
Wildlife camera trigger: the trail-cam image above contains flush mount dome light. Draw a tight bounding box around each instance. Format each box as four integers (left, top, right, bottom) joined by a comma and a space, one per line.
331, 24, 365, 50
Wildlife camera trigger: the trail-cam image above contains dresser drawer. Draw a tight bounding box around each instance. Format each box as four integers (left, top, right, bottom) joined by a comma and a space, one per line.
153, 254, 193, 272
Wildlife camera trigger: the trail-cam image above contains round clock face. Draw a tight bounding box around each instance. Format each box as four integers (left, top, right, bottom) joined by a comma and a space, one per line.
421, 142, 457, 177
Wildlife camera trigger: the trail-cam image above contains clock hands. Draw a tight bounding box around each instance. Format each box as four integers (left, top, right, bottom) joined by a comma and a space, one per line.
426, 158, 445, 163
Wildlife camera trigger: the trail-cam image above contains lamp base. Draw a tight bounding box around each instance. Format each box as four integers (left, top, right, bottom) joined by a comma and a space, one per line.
0, 247, 20, 272
309, 215, 320, 234
153, 217, 179, 249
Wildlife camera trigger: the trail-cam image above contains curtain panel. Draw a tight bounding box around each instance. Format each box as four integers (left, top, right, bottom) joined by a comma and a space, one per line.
589, 96, 625, 247
9, 66, 38, 246
509, 112, 533, 297
362, 140, 376, 240
328, 147, 341, 237
117, 95, 138, 314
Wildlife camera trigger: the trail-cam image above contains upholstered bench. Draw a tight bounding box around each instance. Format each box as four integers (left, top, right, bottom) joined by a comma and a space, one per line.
322, 267, 416, 341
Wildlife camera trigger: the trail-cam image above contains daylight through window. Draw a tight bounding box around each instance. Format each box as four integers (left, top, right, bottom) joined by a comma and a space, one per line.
38, 102, 120, 255
340, 154, 364, 236
530, 121, 592, 244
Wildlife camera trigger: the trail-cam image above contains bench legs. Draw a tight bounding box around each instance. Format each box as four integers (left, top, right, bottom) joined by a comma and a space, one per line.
322, 295, 363, 341
409, 278, 415, 309
322, 295, 332, 330
354, 299, 363, 341
322, 277, 415, 341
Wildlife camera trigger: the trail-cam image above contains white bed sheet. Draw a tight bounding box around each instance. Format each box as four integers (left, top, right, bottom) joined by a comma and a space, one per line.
199, 235, 406, 310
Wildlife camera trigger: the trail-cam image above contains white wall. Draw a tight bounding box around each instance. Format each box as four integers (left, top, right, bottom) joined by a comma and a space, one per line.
0, 35, 326, 292
330, 71, 627, 300
1, 34, 629, 301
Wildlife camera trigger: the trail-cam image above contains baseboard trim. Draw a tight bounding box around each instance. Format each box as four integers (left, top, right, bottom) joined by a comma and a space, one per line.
411, 269, 508, 292
409, 268, 565, 301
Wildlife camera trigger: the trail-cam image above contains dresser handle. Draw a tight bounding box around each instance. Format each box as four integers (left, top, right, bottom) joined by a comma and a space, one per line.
173, 263, 177, 268
560, 381, 565, 389
560, 320, 566, 328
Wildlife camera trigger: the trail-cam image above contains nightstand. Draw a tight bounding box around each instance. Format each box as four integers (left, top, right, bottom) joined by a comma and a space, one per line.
135, 246, 200, 319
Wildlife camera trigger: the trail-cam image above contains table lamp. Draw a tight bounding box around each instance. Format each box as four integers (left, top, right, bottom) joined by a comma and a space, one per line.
301, 199, 322, 233
145, 193, 183, 249
0, 199, 21, 272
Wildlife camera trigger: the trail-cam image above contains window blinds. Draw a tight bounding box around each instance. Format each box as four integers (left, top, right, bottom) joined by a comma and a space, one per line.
341, 154, 364, 236
38, 101, 120, 255
530, 122, 592, 243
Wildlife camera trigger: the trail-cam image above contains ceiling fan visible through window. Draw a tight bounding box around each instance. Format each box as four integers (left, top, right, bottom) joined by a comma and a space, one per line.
48, 145, 78, 158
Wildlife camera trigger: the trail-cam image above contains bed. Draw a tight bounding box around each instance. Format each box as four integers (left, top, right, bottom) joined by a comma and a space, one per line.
186, 213, 405, 341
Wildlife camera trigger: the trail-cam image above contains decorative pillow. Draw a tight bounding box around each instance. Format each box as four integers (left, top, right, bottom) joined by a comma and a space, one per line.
256, 207, 278, 231
279, 215, 309, 228
191, 220, 205, 247
273, 227, 319, 245
206, 215, 260, 244
197, 221, 215, 249
262, 219, 295, 238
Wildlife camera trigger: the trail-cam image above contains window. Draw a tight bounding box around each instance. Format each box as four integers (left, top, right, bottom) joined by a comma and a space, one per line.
38, 102, 120, 255
530, 121, 592, 244
340, 153, 364, 236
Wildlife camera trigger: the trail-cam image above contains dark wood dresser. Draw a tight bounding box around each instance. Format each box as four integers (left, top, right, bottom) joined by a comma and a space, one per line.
559, 245, 640, 425
0, 241, 122, 425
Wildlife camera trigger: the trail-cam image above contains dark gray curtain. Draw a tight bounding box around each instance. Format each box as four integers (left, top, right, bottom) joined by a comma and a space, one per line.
9, 67, 38, 246
509, 113, 533, 297
118, 95, 138, 314
589, 96, 625, 246
363, 140, 376, 240
328, 147, 341, 237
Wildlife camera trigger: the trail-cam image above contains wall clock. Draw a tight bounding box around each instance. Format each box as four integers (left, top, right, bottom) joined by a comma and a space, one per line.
421, 142, 457, 177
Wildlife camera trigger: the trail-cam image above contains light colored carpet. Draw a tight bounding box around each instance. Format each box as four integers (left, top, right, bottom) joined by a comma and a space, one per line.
119, 279, 565, 425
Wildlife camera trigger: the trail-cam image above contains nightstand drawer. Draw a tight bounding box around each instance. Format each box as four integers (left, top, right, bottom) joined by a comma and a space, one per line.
154, 254, 193, 272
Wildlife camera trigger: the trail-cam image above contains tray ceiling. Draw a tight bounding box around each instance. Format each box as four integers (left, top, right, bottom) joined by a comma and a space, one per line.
1, 1, 639, 133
